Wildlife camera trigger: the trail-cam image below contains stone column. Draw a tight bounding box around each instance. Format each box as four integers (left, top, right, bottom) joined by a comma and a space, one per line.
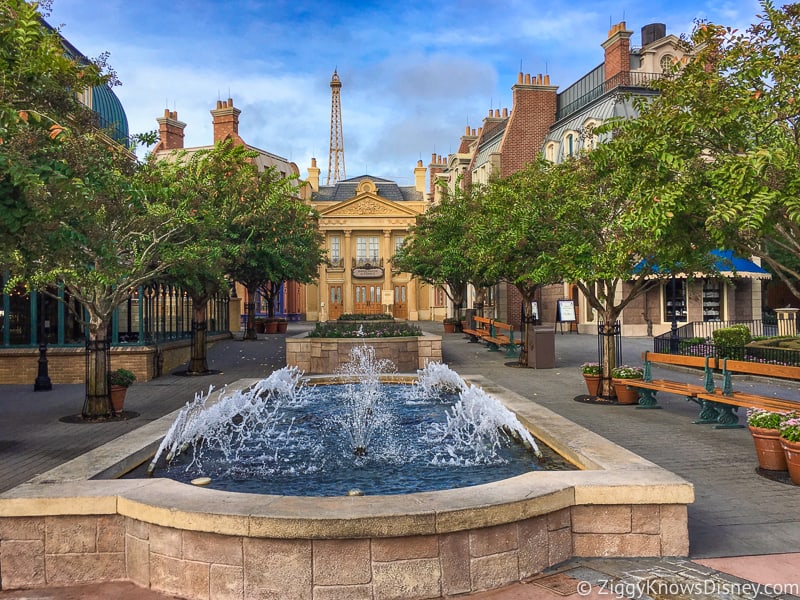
318, 236, 328, 322
383, 230, 393, 308
344, 230, 353, 314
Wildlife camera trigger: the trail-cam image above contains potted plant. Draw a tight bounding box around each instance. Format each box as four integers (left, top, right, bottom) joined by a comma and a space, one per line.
254, 318, 266, 334
275, 317, 288, 333
747, 409, 791, 472
581, 362, 601, 396
443, 317, 459, 333
779, 415, 800, 484
263, 317, 278, 334
611, 365, 644, 405
108, 368, 136, 415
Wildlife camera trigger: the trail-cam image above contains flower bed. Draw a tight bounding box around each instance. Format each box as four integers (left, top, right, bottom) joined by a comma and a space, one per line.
309, 321, 421, 338
336, 313, 396, 321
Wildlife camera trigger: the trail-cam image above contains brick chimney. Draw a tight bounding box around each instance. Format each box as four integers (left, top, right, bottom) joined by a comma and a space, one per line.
153, 109, 186, 152
211, 97, 244, 145
428, 153, 446, 199
602, 21, 633, 85
497, 72, 558, 178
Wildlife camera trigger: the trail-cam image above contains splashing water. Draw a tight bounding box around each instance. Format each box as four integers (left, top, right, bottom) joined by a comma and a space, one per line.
146, 348, 548, 494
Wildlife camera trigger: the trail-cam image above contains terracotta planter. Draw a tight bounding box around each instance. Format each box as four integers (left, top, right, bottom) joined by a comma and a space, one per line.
612, 378, 641, 405
254, 321, 266, 334
749, 426, 788, 471
110, 385, 127, 415
443, 322, 456, 333
264, 320, 278, 334
583, 374, 601, 396
780, 437, 800, 484
276, 320, 288, 333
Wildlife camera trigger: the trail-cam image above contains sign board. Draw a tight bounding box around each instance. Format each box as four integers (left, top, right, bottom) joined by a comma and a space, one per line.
381, 290, 394, 305
557, 300, 576, 322
352, 267, 384, 279
530, 301, 539, 321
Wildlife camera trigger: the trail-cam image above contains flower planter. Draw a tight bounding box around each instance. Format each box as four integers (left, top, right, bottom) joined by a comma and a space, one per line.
110, 385, 127, 415
443, 322, 456, 333
255, 321, 266, 334
612, 378, 641, 405
781, 438, 800, 484
583, 374, 601, 397
264, 320, 278, 334
749, 426, 788, 471
276, 320, 288, 334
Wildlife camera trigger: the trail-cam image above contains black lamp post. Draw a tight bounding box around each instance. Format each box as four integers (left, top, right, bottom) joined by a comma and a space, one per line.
34, 292, 52, 391
669, 274, 679, 354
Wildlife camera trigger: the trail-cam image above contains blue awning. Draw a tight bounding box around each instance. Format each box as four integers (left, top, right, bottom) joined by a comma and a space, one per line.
635, 250, 771, 279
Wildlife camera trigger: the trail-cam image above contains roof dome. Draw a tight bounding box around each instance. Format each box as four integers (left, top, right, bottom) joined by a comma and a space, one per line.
91, 84, 129, 145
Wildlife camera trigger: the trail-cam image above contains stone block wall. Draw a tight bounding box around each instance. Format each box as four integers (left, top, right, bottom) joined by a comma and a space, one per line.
0, 504, 688, 598
286, 334, 442, 374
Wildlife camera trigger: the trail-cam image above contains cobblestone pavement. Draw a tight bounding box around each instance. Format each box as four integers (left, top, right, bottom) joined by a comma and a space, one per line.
1, 321, 799, 599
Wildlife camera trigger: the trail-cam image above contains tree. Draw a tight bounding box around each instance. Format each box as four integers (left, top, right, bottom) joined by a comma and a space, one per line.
226, 168, 324, 340
0, 0, 107, 255
393, 184, 476, 319
158, 142, 262, 374
628, 1, 800, 299
475, 160, 574, 362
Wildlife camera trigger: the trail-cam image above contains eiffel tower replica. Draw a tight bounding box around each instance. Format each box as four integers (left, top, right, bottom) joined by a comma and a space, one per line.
327, 69, 346, 185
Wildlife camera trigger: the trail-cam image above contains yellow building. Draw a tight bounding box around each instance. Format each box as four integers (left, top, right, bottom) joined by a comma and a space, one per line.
303, 159, 440, 321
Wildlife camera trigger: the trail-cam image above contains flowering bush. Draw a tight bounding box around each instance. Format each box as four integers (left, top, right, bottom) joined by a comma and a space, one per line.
337, 313, 395, 321
747, 408, 794, 430
581, 362, 601, 375
308, 321, 421, 338
780, 416, 800, 443
611, 365, 644, 379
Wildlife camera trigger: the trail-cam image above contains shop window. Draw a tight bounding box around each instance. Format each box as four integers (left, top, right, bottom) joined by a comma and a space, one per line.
664, 279, 687, 322
702, 279, 722, 321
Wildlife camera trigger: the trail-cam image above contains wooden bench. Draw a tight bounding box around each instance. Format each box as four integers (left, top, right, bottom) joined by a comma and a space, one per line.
462, 315, 492, 343
622, 351, 717, 410
482, 320, 520, 358
694, 358, 800, 428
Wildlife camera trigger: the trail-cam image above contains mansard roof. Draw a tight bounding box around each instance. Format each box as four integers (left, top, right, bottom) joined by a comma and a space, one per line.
313, 175, 423, 202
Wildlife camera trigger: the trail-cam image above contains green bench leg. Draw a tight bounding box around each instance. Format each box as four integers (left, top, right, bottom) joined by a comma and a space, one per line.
486, 341, 500, 352
634, 388, 662, 409
714, 403, 743, 429
504, 344, 520, 358
692, 398, 720, 424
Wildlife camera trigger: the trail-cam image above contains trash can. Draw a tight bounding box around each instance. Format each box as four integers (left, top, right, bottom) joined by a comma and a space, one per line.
527, 325, 555, 369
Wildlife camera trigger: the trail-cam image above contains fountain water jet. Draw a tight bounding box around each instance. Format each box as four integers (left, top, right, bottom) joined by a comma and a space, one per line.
146, 346, 545, 495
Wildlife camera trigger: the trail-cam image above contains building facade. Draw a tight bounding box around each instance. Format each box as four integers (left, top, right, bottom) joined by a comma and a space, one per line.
433, 21, 769, 336
303, 161, 439, 322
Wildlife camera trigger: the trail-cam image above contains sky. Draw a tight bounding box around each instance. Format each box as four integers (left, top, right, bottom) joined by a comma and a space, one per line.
46, 0, 762, 187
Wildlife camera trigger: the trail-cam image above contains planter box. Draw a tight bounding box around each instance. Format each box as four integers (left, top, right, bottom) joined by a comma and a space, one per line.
286, 333, 442, 373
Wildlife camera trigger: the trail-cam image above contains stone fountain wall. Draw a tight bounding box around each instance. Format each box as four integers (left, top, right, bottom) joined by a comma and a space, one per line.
0, 375, 693, 599
286, 332, 442, 373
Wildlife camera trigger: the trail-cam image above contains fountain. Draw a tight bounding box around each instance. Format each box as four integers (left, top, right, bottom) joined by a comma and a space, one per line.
144, 347, 551, 496
0, 345, 693, 599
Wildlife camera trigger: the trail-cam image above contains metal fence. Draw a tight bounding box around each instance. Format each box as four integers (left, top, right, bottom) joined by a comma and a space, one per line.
654, 319, 800, 366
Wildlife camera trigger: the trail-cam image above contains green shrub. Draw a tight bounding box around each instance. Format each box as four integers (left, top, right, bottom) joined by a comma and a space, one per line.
712, 325, 752, 359
337, 313, 395, 322
309, 321, 421, 338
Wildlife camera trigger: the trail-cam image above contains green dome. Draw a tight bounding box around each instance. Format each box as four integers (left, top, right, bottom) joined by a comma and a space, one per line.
91, 84, 129, 146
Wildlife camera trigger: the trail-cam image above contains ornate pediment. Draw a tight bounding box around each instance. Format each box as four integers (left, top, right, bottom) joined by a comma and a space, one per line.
321, 194, 418, 218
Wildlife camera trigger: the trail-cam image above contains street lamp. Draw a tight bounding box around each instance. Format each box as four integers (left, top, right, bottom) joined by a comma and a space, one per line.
34, 292, 52, 391
669, 274, 679, 354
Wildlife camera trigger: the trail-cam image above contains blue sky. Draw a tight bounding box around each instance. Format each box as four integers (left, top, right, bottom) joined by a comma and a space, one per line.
47, 0, 761, 186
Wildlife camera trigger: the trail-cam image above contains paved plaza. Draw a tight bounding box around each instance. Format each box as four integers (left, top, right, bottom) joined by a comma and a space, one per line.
1, 322, 799, 599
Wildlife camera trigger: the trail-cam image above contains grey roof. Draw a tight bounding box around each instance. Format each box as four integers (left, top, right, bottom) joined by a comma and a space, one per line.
312, 175, 423, 202
544, 90, 658, 162
473, 124, 506, 168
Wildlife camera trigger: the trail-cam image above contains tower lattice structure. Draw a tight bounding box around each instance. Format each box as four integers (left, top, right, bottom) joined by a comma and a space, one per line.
327, 69, 346, 185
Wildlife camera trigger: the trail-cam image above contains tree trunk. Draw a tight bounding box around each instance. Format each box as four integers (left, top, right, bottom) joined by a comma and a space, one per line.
243, 283, 258, 340
598, 308, 622, 398
82, 323, 112, 419
188, 300, 209, 374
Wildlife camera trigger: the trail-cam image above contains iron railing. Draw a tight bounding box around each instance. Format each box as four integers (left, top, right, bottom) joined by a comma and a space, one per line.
556, 71, 664, 121
654, 319, 800, 366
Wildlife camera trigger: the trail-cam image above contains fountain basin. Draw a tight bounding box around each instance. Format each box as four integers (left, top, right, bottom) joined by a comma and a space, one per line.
0, 375, 693, 598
